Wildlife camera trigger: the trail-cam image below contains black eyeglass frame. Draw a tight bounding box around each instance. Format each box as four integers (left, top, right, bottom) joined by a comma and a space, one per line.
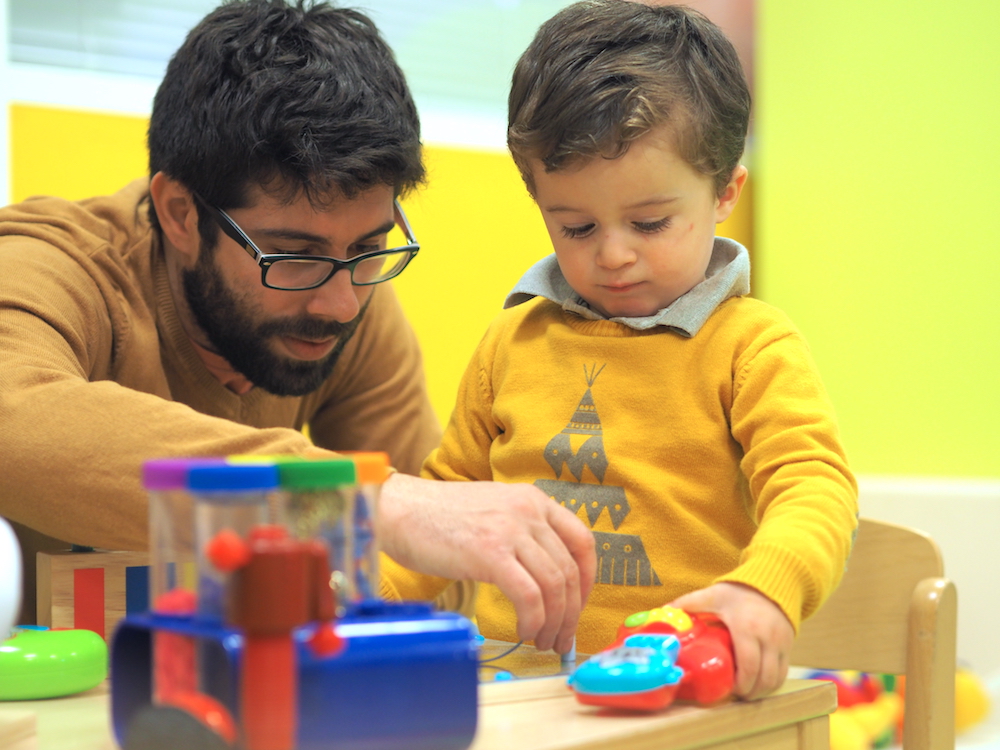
198, 197, 420, 291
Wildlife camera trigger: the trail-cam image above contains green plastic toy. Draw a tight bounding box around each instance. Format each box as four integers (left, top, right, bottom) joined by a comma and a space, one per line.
0, 628, 108, 700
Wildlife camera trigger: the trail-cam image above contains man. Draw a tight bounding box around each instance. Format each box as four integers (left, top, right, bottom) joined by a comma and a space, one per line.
0, 0, 593, 654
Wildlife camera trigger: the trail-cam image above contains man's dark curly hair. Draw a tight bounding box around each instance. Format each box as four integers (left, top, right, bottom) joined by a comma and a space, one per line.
147, 0, 423, 238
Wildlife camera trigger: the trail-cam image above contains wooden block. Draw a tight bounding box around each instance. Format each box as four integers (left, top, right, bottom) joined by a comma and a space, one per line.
73, 568, 104, 637
0, 710, 35, 750
35, 550, 149, 640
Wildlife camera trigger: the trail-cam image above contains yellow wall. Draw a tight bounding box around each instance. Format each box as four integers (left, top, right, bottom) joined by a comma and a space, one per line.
8, 103, 752, 428
756, 2, 1000, 477
10, 104, 148, 203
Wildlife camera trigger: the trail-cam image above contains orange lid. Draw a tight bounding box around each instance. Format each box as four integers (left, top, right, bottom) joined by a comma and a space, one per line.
346, 451, 390, 484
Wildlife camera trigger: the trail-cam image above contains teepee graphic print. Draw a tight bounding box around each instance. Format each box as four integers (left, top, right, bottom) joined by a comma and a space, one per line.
534, 364, 662, 586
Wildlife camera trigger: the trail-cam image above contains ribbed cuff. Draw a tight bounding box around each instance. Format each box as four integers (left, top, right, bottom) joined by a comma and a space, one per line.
715, 542, 818, 632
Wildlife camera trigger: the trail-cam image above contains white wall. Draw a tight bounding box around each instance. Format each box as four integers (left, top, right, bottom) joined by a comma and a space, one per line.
858, 477, 1000, 678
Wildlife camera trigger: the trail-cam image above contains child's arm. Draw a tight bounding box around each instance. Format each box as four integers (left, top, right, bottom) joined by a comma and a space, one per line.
669, 582, 794, 700
386, 313, 596, 654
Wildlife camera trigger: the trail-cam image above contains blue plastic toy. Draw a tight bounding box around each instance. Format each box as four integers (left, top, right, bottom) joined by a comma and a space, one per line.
569, 633, 683, 710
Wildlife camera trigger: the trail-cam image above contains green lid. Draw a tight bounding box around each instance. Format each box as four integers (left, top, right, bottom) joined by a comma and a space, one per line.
277, 458, 356, 490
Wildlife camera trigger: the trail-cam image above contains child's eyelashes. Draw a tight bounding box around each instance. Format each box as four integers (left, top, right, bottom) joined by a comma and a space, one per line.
559, 218, 672, 239
633, 217, 672, 234
561, 223, 596, 239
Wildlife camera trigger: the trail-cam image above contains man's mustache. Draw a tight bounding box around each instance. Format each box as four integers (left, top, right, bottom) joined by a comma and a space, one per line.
255, 294, 372, 341
256, 316, 354, 340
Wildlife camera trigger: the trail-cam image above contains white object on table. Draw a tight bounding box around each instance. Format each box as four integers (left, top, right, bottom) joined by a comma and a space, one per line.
0, 517, 21, 637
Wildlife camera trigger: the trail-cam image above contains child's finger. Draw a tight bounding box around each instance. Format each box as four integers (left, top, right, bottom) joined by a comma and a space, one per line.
745, 637, 791, 699
745, 646, 777, 700
730, 631, 761, 698
667, 588, 714, 611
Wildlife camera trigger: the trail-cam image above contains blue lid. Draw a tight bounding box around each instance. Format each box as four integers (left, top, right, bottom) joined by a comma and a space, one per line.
142, 458, 227, 491
187, 464, 280, 493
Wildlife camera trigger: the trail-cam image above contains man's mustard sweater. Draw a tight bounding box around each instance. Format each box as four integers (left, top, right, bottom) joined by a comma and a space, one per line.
0, 180, 440, 554
383, 294, 858, 654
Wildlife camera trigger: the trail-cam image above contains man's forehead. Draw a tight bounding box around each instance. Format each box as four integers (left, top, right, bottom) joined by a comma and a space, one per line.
232, 182, 396, 229
244, 180, 394, 213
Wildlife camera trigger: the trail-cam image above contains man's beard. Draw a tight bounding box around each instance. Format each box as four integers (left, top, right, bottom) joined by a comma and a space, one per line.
181, 253, 369, 397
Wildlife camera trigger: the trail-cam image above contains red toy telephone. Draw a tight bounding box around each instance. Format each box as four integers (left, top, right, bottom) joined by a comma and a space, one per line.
568, 606, 735, 711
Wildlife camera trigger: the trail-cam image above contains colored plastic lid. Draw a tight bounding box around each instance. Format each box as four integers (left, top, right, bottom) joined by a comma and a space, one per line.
142, 458, 226, 491
187, 464, 279, 493
277, 458, 356, 490
226, 454, 302, 465
347, 452, 391, 484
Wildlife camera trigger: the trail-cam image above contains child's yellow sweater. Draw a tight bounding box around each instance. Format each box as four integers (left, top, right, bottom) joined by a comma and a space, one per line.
382, 293, 857, 654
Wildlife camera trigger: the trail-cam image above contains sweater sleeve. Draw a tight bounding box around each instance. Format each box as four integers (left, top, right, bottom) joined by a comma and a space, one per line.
717, 328, 858, 630
420, 324, 501, 483
0, 239, 312, 551
378, 320, 502, 601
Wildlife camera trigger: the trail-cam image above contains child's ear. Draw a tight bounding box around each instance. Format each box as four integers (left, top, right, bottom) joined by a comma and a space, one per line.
714, 165, 748, 224
149, 171, 202, 265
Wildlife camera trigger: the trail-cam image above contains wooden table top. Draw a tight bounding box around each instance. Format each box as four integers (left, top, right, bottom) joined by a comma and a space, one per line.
0, 643, 836, 750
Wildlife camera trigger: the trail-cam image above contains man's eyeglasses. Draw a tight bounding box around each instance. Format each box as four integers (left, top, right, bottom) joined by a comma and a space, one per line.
198, 197, 420, 291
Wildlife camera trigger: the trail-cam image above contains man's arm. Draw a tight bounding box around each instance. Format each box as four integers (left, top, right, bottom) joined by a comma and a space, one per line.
0, 239, 314, 550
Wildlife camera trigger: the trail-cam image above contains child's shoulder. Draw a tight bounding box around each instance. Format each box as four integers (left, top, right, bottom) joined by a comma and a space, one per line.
490, 295, 563, 332
703, 295, 805, 350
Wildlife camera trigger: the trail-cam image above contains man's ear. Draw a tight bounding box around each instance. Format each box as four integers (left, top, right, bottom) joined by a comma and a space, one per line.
149, 172, 202, 264
714, 165, 748, 225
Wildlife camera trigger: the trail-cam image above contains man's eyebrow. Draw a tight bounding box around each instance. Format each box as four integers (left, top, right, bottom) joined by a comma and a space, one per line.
252, 220, 396, 246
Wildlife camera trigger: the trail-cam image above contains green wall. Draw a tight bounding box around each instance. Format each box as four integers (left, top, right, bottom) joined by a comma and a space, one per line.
757, 1, 1000, 477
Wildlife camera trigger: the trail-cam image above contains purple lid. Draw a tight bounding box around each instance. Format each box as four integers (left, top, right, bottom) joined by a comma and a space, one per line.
142, 458, 227, 491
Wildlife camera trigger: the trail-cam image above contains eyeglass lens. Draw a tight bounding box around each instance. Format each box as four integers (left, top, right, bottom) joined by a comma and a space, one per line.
264, 220, 413, 289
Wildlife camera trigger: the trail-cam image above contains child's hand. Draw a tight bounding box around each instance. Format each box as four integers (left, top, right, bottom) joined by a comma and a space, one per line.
669, 582, 794, 700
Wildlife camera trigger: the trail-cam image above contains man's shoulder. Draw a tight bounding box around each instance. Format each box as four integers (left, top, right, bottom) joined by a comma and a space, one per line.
0, 179, 152, 262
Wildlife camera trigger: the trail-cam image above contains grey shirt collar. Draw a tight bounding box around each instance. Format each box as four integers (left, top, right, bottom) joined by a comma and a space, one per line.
504, 236, 750, 336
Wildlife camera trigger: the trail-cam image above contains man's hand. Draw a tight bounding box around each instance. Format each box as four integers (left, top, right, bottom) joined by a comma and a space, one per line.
669, 582, 794, 700
378, 473, 596, 654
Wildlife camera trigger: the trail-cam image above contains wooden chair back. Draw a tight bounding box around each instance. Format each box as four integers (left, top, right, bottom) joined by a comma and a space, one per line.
790, 517, 957, 750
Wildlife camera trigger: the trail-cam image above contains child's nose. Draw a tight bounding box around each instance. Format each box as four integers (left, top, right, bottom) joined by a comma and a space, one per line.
595, 233, 637, 269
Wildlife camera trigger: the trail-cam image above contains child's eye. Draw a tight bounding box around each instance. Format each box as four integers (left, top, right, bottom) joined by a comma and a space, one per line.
633, 217, 671, 234
561, 224, 595, 239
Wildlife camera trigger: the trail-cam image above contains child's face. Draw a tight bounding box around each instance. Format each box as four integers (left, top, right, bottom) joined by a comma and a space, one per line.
530, 126, 746, 319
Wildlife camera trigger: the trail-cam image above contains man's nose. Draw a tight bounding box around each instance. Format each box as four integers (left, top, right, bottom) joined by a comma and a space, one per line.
304, 268, 361, 322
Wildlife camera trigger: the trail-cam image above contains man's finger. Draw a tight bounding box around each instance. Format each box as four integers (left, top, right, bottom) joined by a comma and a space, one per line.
544, 501, 597, 605
511, 533, 569, 650
487, 558, 546, 641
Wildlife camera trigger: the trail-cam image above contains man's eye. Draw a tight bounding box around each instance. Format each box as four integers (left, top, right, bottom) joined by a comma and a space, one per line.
633, 217, 671, 234
348, 243, 382, 258
561, 224, 595, 239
